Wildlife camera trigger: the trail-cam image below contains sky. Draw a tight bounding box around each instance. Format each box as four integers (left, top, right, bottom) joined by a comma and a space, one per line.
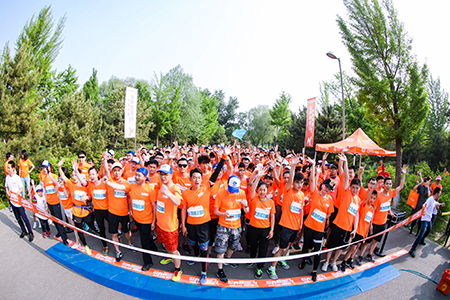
0, 0, 449, 113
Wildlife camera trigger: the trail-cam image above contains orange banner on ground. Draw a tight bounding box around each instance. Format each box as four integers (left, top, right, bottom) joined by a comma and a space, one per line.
305, 97, 316, 147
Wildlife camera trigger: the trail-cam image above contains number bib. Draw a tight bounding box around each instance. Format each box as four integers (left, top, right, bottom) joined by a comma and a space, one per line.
311, 209, 326, 223
187, 205, 205, 217
114, 190, 126, 198
347, 202, 359, 216
254, 207, 270, 220
46, 185, 56, 194
73, 190, 86, 201
127, 177, 136, 184
290, 201, 302, 214
157, 200, 165, 213
226, 209, 241, 221
379, 201, 390, 212
132, 199, 145, 211
364, 211, 373, 223
93, 189, 106, 199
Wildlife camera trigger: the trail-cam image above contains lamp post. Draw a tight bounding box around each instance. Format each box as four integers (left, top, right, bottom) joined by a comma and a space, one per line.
326, 51, 345, 140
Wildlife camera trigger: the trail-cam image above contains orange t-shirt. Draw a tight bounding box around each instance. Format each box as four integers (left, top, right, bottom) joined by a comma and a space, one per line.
42, 173, 59, 205
155, 184, 182, 232
210, 178, 227, 219
129, 183, 156, 224
431, 182, 442, 193
249, 196, 275, 229
65, 180, 89, 217
359, 187, 369, 202
173, 173, 192, 194
181, 185, 211, 225
372, 189, 396, 225
4, 161, 8, 175
303, 189, 311, 215
304, 190, 334, 232
334, 173, 350, 209
58, 186, 72, 209
78, 162, 91, 181
325, 174, 340, 204
87, 181, 108, 210
333, 188, 360, 231
215, 189, 247, 229
148, 174, 162, 191
107, 178, 131, 216
275, 181, 286, 206
356, 203, 375, 238
201, 170, 212, 186
123, 169, 137, 183
279, 188, 305, 231
18, 158, 33, 178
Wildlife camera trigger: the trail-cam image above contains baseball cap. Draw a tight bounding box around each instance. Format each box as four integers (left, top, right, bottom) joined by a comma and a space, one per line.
36, 184, 43, 192
131, 157, 140, 164
322, 178, 336, 191
108, 149, 115, 156
111, 162, 123, 170
158, 164, 173, 174
137, 167, 149, 181
127, 150, 135, 155
437, 175, 442, 181
41, 160, 50, 167
227, 175, 241, 193
330, 163, 338, 169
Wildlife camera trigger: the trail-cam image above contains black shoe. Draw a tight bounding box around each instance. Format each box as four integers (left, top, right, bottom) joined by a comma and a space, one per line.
311, 271, 317, 282
305, 257, 312, 265
299, 259, 306, 270
224, 261, 238, 268
19, 232, 27, 238
116, 251, 123, 262
217, 270, 228, 283
55, 232, 61, 238
365, 254, 375, 263
419, 241, 426, 246
63, 240, 69, 246
65, 228, 74, 233
357, 256, 363, 266
346, 258, 355, 269
183, 244, 192, 254
28, 233, 34, 242
340, 262, 346, 272
142, 263, 153, 271
293, 243, 301, 250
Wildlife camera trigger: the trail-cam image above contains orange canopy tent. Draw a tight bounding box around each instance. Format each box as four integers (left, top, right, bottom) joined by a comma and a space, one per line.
315, 128, 396, 157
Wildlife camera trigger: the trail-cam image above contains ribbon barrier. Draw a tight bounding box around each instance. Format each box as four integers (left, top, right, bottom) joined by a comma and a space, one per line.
9, 192, 425, 264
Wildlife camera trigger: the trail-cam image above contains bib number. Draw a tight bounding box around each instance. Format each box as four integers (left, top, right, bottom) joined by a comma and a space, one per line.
311, 209, 326, 223
187, 205, 205, 217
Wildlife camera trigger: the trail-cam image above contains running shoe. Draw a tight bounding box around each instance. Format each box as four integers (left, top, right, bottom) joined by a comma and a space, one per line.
43, 232, 47, 238
267, 268, 278, 280
357, 256, 363, 266
346, 258, 355, 269
330, 262, 338, 272
187, 260, 195, 266
85, 246, 92, 255
33, 222, 37, 229
20, 232, 26, 238
116, 251, 123, 262
160, 258, 173, 265
172, 270, 183, 282
46, 231, 50, 237
130, 243, 137, 253
278, 260, 290, 270
237, 243, 243, 251
409, 250, 416, 258
183, 244, 192, 254
71, 243, 81, 249
142, 263, 152, 271
340, 262, 346, 272
311, 271, 317, 282
255, 268, 263, 279
321, 261, 329, 272
200, 272, 207, 285
102, 246, 108, 256
28, 233, 34, 242
246, 263, 254, 268
224, 261, 238, 268
365, 254, 375, 263
216, 269, 228, 283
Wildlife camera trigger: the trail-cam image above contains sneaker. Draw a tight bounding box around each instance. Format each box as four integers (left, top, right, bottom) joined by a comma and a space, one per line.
311, 271, 317, 282
115, 251, 123, 262
160, 258, 173, 265
161, 243, 167, 253
28, 233, 34, 242
321, 261, 329, 272
183, 244, 192, 254
85, 246, 92, 255
187, 261, 195, 266
419, 241, 426, 246
330, 262, 338, 272
409, 250, 416, 258
224, 261, 238, 268
272, 246, 280, 255
46, 231, 50, 237
237, 243, 243, 252
299, 259, 306, 270
305, 257, 312, 265
346, 258, 355, 269
357, 256, 363, 266
278, 260, 290, 270
130, 243, 137, 253
255, 268, 263, 279
172, 269, 182, 282
55, 232, 61, 238
20, 232, 27, 238
71, 243, 81, 249
142, 263, 152, 271
267, 268, 278, 280
365, 254, 375, 263
63, 240, 69, 246
216, 269, 228, 283
102, 247, 108, 256
246, 263, 254, 268
33, 222, 37, 229
340, 262, 346, 272
38, 222, 42, 229
9, 206, 12, 213
43, 232, 47, 238
200, 272, 207, 285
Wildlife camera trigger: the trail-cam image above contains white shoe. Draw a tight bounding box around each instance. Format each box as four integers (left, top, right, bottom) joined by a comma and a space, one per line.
272, 246, 280, 255
33, 222, 37, 229
321, 261, 329, 272
38, 222, 42, 229
237, 243, 243, 251
71, 243, 81, 249
330, 262, 338, 272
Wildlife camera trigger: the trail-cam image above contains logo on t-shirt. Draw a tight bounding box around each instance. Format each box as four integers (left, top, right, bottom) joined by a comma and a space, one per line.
364, 211, 373, 223
254, 207, 270, 220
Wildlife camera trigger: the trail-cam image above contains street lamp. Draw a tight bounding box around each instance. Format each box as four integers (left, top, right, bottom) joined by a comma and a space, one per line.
326, 51, 345, 140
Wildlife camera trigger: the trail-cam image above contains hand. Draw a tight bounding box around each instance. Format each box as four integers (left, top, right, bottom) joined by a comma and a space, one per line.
215, 148, 223, 158
160, 185, 169, 196
241, 199, 248, 207
291, 154, 301, 166
359, 164, 366, 174
322, 152, 329, 161
151, 222, 155, 231
337, 153, 347, 163
268, 230, 274, 240
72, 159, 78, 169
58, 159, 65, 168
350, 231, 356, 239
182, 226, 187, 237
224, 146, 232, 156
402, 164, 408, 175
192, 144, 199, 153
101, 176, 109, 183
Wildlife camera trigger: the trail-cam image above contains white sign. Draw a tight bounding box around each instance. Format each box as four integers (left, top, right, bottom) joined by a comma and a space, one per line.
124, 87, 138, 138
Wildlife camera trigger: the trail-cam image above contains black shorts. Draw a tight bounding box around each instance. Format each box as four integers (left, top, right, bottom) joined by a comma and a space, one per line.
186, 222, 210, 250
327, 223, 351, 249
73, 212, 94, 224
353, 233, 364, 243
279, 226, 297, 249
328, 207, 339, 225
208, 218, 219, 246
108, 212, 130, 234
365, 223, 386, 243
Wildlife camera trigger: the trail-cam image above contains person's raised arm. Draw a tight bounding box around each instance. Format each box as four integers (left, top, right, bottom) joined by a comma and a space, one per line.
358, 164, 366, 181
160, 185, 181, 206
396, 164, 408, 194
322, 152, 329, 175
338, 153, 349, 191
310, 161, 319, 194
72, 159, 87, 187
58, 159, 68, 183
286, 154, 301, 192
209, 147, 230, 186
250, 166, 266, 200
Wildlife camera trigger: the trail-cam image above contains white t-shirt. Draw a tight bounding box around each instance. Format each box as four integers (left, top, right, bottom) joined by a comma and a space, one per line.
34, 193, 48, 220
421, 196, 437, 222
5, 174, 24, 208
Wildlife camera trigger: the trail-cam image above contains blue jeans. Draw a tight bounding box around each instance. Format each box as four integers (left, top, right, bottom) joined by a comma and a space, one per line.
411, 220, 431, 252
20, 176, 31, 200
11, 205, 33, 235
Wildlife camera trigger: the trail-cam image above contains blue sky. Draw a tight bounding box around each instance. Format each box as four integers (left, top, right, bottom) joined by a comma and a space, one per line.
1, 0, 448, 112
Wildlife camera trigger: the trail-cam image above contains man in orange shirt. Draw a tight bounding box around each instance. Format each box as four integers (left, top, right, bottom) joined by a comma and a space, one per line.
18, 150, 34, 201
431, 176, 443, 193
4, 152, 13, 175
214, 175, 249, 283
146, 159, 162, 190
123, 157, 140, 183
155, 164, 184, 282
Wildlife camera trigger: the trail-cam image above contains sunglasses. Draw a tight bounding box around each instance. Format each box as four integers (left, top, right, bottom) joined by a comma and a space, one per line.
178, 164, 188, 168
78, 156, 86, 159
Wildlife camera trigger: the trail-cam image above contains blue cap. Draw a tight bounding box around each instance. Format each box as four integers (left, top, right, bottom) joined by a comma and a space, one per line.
41, 160, 50, 167
127, 150, 135, 155
158, 164, 173, 174
137, 167, 149, 181
227, 175, 241, 194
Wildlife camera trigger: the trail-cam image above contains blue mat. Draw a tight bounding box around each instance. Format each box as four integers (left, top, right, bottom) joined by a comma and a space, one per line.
46, 243, 400, 300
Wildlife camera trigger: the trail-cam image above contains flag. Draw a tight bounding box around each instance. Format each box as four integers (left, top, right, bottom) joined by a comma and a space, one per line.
232, 128, 247, 140
124, 87, 138, 138
305, 97, 316, 147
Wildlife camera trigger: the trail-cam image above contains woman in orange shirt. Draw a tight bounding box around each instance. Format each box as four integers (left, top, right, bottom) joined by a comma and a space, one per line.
18, 150, 34, 200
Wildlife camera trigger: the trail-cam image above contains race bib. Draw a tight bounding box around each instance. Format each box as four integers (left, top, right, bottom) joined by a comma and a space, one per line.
73, 190, 87, 201
187, 205, 205, 217
279, 194, 284, 203
254, 207, 270, 220
114, 190, 126, 198
45, 186, 56, 194
157, 200, 165, 213
58, 191, 67, 200
364, 211, 373, 223
290, 201, 302, 214
311, 209, 326, 223
226, 209, 241, 221
347, 202, 359, 216
379, 201, 390, 212
267, 193, 273, 200
132, 199, 145, 211
93, 189, 106, 199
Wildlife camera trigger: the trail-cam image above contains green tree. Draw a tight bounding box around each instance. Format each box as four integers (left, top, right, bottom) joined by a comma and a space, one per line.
315, 104, 343, 144
200, 90, 219, 143
245, 105, 275, 146
284, 107, 310, 155
83, 68, 101, 104
214, 90, 239, 140
269, 91, 292, 139
51, 65, 79, 102
338, 0, 428, 185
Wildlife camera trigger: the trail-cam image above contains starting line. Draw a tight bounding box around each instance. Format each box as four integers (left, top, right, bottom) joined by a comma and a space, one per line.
46, 238, 406, 299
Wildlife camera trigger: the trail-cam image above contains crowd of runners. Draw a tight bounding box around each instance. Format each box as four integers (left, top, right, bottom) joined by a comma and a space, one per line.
3, 143, 446, 284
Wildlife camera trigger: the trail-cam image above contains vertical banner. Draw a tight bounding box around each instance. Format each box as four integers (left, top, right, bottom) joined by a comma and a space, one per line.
124, 87, 138, 138
305, 97, 316, 147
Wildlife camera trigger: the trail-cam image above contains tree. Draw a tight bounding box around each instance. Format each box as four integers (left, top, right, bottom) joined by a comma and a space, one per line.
284, 107, 309, 155
245, 105, 276, 146
200, 90, 219, 143
338, 0, 428, 185
315, 104, 343, 144
50, 65, 79, 102
214, 90, 239, 140
269, 91, 292, 139
83, 68, 100, 104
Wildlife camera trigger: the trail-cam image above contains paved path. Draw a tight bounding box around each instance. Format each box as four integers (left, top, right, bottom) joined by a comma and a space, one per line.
0, 208, 449, 299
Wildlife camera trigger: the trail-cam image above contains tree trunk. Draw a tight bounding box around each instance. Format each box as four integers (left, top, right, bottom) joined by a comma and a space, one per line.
156, 135, 159, 148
